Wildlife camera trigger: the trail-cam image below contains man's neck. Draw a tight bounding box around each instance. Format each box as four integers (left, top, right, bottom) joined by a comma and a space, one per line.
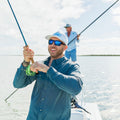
67, 31, 71, 37
49, 55, 64, 66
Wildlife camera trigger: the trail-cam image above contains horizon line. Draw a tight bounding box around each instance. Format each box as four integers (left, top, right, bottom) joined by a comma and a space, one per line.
0, 54, 120, 56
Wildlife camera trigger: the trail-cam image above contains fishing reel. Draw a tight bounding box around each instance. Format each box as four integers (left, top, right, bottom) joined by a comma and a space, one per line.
26, 65, 36, 76
26, 60, 43, 76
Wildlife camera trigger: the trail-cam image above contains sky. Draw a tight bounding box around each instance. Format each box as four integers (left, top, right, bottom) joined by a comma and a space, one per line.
0, 0, 120, 55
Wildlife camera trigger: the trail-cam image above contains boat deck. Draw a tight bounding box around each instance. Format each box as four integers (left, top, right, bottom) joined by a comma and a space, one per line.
71, 103, 102, 120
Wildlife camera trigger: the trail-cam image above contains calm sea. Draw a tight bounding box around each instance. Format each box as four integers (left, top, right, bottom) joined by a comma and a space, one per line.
0, 56, 120, 120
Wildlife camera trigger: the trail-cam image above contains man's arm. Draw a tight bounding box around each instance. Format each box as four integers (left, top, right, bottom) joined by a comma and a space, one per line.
77, 34, 80, 42
74, 32, 80, 43
13, 46, 36, 88
13, 64, 36, 88
47, 64, 83, 95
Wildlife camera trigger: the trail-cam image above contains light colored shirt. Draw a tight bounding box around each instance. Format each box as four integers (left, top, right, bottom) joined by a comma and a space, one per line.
65, 31, 79, 51
13, 56, 83, 120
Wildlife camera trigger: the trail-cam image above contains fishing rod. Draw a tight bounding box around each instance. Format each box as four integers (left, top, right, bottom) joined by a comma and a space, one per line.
7, 0, 34, 63
5, 89, 18, 102
7, 0, 27, 46
5, 0, 35, 102
68, 0, 119, 45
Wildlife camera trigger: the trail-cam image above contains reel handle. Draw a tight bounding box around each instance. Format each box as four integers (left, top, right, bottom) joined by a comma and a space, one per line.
30, 58, 34, 64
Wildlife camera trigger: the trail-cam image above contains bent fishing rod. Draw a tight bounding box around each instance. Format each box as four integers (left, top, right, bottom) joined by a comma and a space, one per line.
68, 0, 119, 45
6, 0, 34, 63
5, 0, 35, 102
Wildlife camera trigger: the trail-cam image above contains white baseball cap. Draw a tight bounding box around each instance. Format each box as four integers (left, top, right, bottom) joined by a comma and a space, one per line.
45, 31, 68, 45
64, 24, 71, 28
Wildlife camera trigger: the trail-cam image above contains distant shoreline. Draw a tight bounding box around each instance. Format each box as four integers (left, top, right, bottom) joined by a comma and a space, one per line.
0, 54, 120, 56
78, 54, 120, 56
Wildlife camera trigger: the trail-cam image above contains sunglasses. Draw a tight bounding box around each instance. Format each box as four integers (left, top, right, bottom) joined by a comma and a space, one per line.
48, 39, 65, 46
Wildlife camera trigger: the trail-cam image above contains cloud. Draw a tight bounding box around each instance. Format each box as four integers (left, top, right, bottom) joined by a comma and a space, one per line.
0, 0, 85, 55
0, 0, 119, 55
112, 7, 120, 15
113, 16, 120, 26
102, 0, 113, 2
78, 37, 120, 55
112, 6, 120, 26
102, 0, 120, 26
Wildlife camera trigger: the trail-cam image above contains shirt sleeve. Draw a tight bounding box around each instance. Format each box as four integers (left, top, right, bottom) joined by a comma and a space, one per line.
77, 36, 80, 43
75, 32, 80, 43
13, 64, 36, 88
46, 64, 83, 95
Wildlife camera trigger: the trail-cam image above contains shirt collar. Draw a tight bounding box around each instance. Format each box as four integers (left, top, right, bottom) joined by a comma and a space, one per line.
52, 56, 66, 64
44, 56, 67, 66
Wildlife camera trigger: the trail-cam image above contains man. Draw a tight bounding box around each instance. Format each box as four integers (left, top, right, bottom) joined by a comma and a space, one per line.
64, 24, 80, 62
13, 31, 83, 120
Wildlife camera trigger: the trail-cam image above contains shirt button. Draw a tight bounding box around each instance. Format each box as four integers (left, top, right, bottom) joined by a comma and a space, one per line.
41, 98, 44, 101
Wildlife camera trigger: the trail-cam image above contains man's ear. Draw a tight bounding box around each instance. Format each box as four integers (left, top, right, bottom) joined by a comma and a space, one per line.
64, 45, 68, 50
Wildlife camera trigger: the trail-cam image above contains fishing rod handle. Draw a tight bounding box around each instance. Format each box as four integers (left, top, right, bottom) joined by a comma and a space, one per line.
30, 58, 34, 64
25, 45, 34, 64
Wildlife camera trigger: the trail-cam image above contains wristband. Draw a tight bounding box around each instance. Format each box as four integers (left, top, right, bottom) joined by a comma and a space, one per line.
26, 65, 36, 76
22, 60, 30, 67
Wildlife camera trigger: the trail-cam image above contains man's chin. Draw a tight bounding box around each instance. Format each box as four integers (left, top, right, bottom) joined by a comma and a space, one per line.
51, 55, 57, 58
50, 53, 60, 59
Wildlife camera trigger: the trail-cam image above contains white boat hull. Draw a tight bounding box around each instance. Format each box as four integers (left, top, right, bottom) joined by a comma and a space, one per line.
71, 103, 102, 120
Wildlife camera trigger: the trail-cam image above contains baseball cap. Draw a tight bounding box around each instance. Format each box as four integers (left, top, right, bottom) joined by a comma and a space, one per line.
64, 24, 71, 28
45, 31, 68, 45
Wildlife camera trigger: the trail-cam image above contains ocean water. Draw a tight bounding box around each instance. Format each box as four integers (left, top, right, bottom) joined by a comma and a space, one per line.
0, 56, 120, 120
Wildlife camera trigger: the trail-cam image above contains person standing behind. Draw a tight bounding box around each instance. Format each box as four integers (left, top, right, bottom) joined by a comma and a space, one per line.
64, 24, 80, 62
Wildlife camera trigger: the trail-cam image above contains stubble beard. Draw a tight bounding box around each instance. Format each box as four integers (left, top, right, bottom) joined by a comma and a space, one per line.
49, 48, 64, 59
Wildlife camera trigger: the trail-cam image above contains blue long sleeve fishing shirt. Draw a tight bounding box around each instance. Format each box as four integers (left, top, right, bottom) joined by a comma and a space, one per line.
13, 56, 83, 120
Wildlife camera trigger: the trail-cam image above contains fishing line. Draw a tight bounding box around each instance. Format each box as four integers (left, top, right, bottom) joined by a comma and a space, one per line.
68, 0, 119, 45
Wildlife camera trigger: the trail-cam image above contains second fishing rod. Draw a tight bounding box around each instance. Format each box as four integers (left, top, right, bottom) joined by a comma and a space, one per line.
68, 0, 119, 45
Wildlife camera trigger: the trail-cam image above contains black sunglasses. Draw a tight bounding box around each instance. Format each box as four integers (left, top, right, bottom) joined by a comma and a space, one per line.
48, 39, 65, 46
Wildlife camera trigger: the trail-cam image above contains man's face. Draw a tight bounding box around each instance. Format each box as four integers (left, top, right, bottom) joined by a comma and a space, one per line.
66, 27, 72, 32
48, 37, 67, 59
